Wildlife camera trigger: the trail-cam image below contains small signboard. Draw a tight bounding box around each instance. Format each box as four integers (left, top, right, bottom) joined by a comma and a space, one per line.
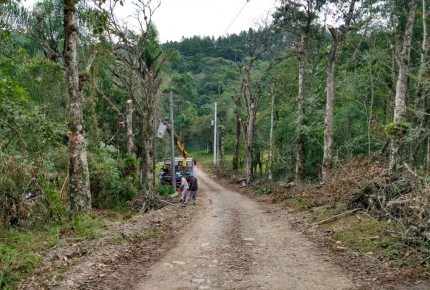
156, 122, 167, 138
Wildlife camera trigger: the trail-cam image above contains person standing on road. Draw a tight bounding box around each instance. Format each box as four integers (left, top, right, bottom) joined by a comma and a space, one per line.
179, 174, 189, 204
183, 173, 198, 206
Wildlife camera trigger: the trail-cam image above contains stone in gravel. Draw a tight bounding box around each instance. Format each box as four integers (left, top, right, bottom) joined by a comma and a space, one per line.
192, 278, 205, 283
172, 260, 186, 265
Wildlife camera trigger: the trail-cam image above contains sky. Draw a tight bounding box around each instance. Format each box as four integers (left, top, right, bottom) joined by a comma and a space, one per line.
139, 0, 277, 43
23, 0, 277, 43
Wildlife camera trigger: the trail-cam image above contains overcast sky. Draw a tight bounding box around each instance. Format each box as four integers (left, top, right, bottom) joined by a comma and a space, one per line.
24, 0, 277, 43
147, 0, 277, 43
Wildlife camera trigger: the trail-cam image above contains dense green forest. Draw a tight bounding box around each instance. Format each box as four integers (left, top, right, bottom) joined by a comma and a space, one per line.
1, 0, 430, 261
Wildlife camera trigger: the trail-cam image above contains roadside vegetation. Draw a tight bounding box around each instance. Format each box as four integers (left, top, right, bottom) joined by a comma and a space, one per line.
2, 0, 430, 288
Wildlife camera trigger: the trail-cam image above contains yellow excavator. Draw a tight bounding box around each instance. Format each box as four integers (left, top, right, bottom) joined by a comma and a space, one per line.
158, 118, 194, 187
162, 118, 188, 167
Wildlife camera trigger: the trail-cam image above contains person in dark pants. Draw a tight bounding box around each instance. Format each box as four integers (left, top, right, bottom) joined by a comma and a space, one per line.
183, 172, 198, 206
178, 174, 188, 204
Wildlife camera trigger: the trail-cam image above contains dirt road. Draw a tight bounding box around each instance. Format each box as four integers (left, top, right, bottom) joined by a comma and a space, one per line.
134, 166, 359, 290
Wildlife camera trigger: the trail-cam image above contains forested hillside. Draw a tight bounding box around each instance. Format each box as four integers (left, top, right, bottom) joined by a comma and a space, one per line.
2, 0, 430, 287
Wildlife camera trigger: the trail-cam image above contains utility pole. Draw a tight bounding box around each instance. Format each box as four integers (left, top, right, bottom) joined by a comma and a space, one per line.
169, 91, 176, 189
213, 102, 217, 165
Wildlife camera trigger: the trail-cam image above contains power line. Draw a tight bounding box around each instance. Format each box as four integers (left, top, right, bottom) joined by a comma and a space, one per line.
221, 0, 250, 38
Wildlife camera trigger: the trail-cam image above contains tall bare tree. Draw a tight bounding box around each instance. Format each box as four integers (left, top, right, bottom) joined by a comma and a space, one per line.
97, 0, 175, 187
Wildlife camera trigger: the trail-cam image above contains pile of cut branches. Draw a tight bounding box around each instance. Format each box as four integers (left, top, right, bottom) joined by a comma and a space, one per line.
297, 154, 384, 208
400, 180, 430, 242
292, 153, 430, 242
129, 189, 164, 213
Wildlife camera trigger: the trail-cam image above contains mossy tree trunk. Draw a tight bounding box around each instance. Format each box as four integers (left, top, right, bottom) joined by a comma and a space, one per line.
126, 100, 136, 158
390, 0, 420, 176
295, 35, 306, 183
63, 0, 91, 213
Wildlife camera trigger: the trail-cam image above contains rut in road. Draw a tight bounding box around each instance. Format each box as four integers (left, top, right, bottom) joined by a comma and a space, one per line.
134, 165, 358, 290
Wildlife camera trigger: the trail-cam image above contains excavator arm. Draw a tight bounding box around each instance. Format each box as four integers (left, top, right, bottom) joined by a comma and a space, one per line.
163, 120, 188, 167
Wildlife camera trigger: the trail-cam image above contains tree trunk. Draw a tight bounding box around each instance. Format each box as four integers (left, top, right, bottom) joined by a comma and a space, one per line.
322, 25, 338, 181
237, 30, 279, 183
427, 138, 430, 172
141, 75, 160, 187
322, 0, 356, 180
220, 125, 225, 167
295, 35, 306, 183
367, 58, 375, 155
390, 0, 420, 175
418, 0, 430, 172
245, 104, 256, 184
232, 91, 241, 171
64, 0, 91, 214
126, 100, 135, 158
268, 83, 275, 184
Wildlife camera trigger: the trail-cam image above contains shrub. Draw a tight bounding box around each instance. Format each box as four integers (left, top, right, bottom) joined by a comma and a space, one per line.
158, 185, 175, 196
0, 153, 65, 229
88, 148, 139, 210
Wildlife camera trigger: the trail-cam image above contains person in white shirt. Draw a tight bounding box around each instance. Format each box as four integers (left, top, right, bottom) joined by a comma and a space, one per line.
178, 174, 189, 204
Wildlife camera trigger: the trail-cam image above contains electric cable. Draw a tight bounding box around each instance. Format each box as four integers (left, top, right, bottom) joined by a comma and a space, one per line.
221, 0, 250, 38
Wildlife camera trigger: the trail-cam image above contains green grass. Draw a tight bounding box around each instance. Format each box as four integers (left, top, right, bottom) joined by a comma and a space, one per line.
111, 235, 126, 244
284, 197, 310, 210
0, 230, 44, 289
0, 214, 104, 289
189, 151, 214, 171
254, 187, 272, 196
145, 230, 158, 239
158, 185, 175, 196
309, 203, 348, 223
309, 206, 428, 267
330, 215, 387, 254
190, 150, 214, 162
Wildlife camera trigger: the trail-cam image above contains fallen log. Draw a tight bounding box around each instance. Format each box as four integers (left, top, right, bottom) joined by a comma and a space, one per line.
312, 208, 361, 226
386, 199, 410, 207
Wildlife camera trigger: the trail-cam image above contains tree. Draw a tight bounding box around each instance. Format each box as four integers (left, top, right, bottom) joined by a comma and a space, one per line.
322, 0, 358, 180
417, 0, 430, 172
238, 26, 286, 183
63, 0, 91, 213
126, 99, 136, 158
98, 0, 175, 186
272, 0, 324, 183
231, 86, 242, 171
389, 0, 421, 176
